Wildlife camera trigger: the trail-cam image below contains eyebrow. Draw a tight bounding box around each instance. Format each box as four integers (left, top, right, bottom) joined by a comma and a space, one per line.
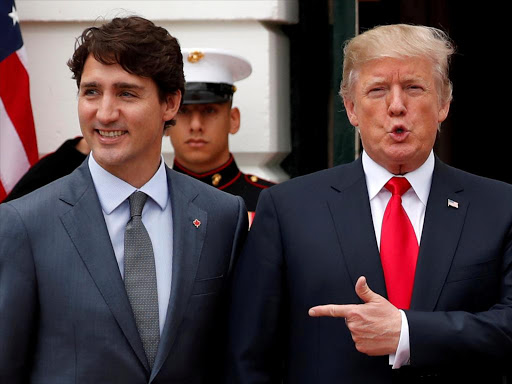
114, 82, 145, 91
80, 81, 99, 89
80, 81, 145, 91
361, 78, 387, 90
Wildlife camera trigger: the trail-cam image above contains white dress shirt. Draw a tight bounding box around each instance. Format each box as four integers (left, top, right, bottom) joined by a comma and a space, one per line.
88, 154, 173, 335
362, 150, 435, 368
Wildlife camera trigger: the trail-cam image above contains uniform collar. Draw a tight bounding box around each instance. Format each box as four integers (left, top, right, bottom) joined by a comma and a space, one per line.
173, 154, 241, 189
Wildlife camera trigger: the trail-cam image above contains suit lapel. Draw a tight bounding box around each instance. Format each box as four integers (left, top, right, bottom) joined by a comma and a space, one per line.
327, 159, 388, 298
151, 168, 207, 380
410, 158, 468, 310
59, 162, 150, 372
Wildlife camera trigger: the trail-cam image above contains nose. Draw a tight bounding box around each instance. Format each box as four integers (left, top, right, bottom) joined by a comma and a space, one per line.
96, 95, 119, 124
387, 87, 407, 116
189, 111, 203, 132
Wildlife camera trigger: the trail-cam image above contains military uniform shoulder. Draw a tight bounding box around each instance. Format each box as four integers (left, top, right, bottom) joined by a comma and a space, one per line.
243, 173, 276, 189
170, 167, 241, 203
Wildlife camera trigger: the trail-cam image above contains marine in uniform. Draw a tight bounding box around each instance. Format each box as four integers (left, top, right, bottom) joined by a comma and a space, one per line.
168, 48, 275, 223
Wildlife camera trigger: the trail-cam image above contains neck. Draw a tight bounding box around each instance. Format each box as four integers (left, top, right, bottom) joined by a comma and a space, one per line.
174, 153, 232, 175
95, 155, 161, 189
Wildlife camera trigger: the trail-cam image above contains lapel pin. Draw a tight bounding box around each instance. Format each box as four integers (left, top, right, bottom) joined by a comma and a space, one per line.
447, 199, 459, 209
193, 219, 201, 228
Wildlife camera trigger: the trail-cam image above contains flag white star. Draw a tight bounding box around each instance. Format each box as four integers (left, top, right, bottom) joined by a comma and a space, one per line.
8, 5, 19, 26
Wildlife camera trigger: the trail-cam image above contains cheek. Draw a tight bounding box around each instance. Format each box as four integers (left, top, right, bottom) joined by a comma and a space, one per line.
213, 127, 230, 147
356, 104, 385, 126
415, 108, 441, 137
77, 104, 93, 125
168, 128, 189, 152
424, 125, 439, 143
168, 133, 180, 148
170, 124, 186, 140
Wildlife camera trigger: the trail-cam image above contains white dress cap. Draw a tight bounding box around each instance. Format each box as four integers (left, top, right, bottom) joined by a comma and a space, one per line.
182, 48, 252, 85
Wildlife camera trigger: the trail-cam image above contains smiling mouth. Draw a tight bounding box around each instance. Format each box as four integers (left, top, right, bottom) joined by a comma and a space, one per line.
97, 130, 126, 138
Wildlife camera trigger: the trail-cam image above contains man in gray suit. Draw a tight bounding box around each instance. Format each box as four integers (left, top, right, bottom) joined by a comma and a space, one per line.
0, 16, 247, 383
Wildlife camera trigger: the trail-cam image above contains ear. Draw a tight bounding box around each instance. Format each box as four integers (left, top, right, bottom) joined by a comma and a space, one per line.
438, 100, 450, 124
162, 90, 182, 122
343, 97, 359, 127
229, 107, 241, 135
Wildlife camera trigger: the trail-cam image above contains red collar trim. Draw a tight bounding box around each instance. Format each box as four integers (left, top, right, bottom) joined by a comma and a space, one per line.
219, 171, 242, 190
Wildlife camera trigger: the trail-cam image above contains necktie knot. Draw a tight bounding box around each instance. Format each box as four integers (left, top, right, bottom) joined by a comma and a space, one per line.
129, 191, 148, 218
385, 177, 411, 196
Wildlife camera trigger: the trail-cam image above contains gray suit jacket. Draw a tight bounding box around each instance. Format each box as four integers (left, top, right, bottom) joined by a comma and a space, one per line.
0, 159, 248, 383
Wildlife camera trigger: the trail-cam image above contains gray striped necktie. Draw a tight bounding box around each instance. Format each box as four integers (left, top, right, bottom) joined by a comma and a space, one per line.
124, 191, 160, 369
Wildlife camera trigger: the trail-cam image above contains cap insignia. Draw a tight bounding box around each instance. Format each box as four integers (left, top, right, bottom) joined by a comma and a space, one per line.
188, 51, 205, 63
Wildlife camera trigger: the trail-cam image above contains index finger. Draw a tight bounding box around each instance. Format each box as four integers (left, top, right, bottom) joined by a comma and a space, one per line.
308, 304, 357, 318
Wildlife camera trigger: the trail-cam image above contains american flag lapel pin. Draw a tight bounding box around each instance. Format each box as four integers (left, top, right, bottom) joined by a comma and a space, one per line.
447, 199, 459, 209
193, 219, 201, 228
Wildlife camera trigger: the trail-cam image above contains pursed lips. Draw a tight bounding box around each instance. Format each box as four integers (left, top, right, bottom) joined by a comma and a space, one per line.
390, 124, 408, 134
388, 125, 410, 142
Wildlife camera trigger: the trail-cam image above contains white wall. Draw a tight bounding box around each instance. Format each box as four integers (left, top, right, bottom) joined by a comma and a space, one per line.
17, 0, 298, 181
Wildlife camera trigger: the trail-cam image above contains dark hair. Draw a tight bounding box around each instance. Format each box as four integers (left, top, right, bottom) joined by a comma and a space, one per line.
67, 16, 184, 127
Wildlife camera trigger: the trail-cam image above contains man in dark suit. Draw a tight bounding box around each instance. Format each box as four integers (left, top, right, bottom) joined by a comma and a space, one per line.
227, 24, 512, 383
0, 16, 247, 383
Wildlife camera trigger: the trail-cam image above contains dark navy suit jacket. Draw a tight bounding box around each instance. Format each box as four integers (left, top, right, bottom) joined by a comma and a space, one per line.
0, 160, 247, 383
228, 157, 512, 383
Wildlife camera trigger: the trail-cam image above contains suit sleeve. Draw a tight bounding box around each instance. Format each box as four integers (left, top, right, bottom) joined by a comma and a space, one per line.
407, 223, 512, 368
226, 189, 286, 383
0, 203, 37, 383
212, 195, 248, 381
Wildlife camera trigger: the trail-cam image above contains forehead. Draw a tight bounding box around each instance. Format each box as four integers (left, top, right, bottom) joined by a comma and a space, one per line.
81, 54, 152, 89
357, 56, 435, 84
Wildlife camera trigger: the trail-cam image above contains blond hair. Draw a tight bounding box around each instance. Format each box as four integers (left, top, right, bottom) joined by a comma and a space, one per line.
340, 24, 455, 104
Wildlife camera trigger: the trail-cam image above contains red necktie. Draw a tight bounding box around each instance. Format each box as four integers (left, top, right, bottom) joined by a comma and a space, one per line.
380, 177, 418, 310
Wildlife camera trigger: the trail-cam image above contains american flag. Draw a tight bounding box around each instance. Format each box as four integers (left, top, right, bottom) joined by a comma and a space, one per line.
0, 0, 38, 202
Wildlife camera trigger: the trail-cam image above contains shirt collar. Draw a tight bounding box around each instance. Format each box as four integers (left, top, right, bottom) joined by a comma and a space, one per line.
362, 150, 434, 206
88, 154, 169, 214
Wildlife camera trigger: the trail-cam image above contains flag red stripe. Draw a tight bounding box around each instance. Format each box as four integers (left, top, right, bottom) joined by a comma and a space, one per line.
0, 181, 7, 202
0, 52, 38, 165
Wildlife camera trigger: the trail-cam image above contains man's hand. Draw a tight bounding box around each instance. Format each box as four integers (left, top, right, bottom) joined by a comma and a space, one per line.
308, 276, 401, 356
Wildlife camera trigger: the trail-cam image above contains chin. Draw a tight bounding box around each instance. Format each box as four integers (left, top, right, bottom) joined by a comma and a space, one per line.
386, 146, 417, 160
